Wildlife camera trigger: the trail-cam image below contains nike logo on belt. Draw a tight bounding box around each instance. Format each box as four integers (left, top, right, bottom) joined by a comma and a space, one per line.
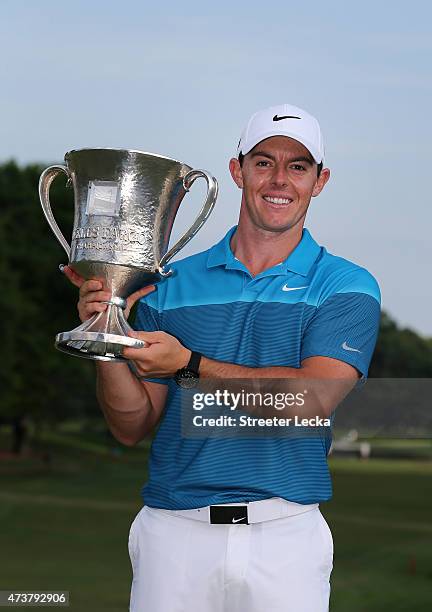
282, 284, 309, 292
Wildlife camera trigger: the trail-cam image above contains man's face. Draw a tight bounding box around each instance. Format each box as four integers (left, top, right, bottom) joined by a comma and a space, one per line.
229, 136, 330, 234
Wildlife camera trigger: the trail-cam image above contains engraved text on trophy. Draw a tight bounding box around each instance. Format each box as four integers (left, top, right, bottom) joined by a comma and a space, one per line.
73, 225, 147, 252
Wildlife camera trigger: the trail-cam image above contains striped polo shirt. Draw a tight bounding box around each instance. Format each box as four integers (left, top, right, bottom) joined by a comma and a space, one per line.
134, 226, 381, 509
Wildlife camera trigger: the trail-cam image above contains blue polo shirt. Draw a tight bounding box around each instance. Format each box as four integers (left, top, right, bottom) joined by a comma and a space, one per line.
134, 226, 381, 509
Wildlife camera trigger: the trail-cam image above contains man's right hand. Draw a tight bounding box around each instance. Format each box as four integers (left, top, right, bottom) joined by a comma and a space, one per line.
60, 264, 166, 445
61, 265, 155, 323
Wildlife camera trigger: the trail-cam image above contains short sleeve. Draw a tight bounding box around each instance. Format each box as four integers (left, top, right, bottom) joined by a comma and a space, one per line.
301, 282, 381, 378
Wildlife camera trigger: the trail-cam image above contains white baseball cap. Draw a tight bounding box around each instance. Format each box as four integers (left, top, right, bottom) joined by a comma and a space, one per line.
237, 103, 325, 164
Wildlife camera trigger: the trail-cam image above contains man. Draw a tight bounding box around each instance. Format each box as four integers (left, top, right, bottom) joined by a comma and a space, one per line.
64, 103, 381, 611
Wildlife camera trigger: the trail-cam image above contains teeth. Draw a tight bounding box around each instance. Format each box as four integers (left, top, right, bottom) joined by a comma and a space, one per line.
264, 196, 292, 204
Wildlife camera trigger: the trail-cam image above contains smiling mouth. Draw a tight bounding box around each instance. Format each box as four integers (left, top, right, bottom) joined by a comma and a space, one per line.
263, 196, 293, 205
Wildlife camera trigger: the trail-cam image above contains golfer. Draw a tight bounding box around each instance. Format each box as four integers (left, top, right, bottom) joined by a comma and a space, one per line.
64, 103, 381, 611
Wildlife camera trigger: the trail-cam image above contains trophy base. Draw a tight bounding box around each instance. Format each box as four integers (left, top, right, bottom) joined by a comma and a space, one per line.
55, 304, 146, 362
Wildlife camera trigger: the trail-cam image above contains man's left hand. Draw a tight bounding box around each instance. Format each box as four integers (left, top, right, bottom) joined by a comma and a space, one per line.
123, 331, 191, 378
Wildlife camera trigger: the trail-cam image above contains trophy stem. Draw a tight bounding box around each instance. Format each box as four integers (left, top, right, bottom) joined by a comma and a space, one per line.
55, 303, 145, 362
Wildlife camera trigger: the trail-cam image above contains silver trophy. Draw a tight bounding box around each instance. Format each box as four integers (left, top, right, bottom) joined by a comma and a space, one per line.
39, 148, 218, 361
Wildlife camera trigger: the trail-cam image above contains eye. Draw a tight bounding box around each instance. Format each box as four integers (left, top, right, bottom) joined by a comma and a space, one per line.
290, 164, 306, 171
256, 160, 271, 167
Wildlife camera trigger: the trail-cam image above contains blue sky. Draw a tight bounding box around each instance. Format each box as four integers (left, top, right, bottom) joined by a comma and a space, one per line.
1, 0, 431, 334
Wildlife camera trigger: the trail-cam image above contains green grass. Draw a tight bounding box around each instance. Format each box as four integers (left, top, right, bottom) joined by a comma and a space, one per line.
0, 431, 146, 611
325, 457, 432, 611
0, 431, 431, 611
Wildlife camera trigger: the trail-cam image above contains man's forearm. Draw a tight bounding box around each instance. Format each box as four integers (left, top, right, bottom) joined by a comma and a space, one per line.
125, 332, 358, 418
200, 357, 301, 379
199, 356, 357, 418
95, 362, 156, 445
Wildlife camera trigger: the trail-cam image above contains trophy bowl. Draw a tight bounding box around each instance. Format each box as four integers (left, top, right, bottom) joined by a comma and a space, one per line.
39, 148, 218, 362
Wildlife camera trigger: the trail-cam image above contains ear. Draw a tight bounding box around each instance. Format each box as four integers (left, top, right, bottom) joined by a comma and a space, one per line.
312, 167, 330, 197
229, 158, 243, 189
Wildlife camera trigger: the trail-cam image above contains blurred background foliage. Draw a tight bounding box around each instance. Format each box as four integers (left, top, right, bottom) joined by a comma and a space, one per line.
0, 161, 95, 426
0, 160, 431, 428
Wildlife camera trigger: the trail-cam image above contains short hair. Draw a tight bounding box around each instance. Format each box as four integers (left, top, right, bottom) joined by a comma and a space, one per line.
238, 152, 323, 177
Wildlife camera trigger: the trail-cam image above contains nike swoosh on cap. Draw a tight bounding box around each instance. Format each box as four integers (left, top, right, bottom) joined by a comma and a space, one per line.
342, 341, 362, 353
273, 115, 301, 122
232, 517, 246, 523
282, 284, 309, 292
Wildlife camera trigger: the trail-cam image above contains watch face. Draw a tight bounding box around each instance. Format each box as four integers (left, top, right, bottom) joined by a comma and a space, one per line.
175, 368, 199, 389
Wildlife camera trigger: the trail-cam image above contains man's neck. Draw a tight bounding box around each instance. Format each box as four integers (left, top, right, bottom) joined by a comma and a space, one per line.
230, 223, 304, 277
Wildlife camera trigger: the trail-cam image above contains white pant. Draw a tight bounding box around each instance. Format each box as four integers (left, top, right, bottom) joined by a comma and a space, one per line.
128, 502, 333, 612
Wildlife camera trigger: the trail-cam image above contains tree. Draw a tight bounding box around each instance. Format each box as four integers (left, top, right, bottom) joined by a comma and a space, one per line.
0, 161, 97, 433
369, 312, 432, 377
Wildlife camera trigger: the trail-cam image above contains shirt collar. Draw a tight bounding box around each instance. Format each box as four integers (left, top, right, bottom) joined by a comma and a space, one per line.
282, 228, 322, 276
207, 226, 238, 269
207, 226, 321, 277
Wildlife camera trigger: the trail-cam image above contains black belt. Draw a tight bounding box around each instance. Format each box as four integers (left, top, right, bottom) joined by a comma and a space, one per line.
209, 505, 249, 525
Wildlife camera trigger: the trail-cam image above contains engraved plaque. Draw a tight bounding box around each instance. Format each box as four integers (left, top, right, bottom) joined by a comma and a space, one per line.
86, 180, 121, 216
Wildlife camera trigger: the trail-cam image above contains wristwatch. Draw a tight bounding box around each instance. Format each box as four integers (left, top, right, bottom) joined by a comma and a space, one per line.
174, 351, 202, 388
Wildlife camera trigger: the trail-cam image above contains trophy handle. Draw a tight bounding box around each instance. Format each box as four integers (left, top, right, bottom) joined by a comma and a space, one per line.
39, 165, 72, 257
158, 169, 218, 276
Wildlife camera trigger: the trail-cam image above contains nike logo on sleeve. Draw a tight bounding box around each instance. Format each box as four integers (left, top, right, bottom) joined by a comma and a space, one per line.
342, 341, 362, 353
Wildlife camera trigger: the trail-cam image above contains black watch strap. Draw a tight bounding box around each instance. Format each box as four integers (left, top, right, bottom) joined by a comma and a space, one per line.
187, 351, 202, 374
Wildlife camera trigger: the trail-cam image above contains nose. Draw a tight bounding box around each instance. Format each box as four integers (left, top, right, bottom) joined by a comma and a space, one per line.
270, 164, 289, 187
